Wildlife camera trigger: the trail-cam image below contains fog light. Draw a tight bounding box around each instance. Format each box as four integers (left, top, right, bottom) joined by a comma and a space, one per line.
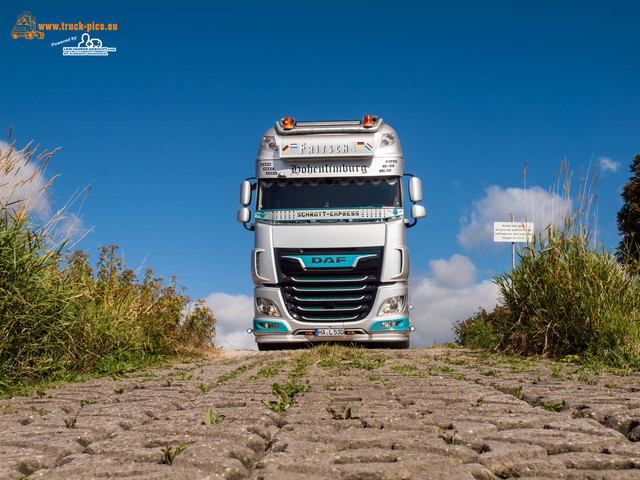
378, 296, 405, 315
380, 321, 401, 329
261, 322, 280, 329
256, 298, 281, 317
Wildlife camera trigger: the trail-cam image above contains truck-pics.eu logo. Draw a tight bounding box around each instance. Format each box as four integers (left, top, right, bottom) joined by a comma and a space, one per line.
11, 11, 117, 57
11, 11, 44, 39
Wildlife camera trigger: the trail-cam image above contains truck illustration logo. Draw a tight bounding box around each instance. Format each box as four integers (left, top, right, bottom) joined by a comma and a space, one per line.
11, 11, 44, 39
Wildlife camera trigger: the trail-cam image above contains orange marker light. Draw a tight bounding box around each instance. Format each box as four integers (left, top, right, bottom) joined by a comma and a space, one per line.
283, 117, 295, 130
363, 115, 373, 127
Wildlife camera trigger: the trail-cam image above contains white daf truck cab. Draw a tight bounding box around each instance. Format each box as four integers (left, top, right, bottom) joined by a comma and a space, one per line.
238, 115, 425, 350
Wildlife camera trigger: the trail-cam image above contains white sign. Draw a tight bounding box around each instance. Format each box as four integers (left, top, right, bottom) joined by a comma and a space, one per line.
494, 222, 534, 242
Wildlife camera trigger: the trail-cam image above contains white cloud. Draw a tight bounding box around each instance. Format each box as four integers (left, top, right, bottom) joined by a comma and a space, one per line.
0, 140, 51, 216
457, 185, 571, 250
598, 157, 620, 173
0, 140, 86, 239
409, 254, 500, 347
204, 292, 256, 350
428, 254, 476, 288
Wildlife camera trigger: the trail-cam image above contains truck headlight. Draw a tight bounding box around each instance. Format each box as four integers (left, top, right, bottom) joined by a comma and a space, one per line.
256, 297, 281, 317
378, 295, 405, 315
261, 136, 277, 151
380, 133, 396, 147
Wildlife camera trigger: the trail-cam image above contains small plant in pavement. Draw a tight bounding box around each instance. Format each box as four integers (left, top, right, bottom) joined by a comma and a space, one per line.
64, 412, 79, 428
262, 381, 310, 412
541, 400, 566, 412
204, 407, 224, 425
327, 404, 359, 420
161, 444, 189, 465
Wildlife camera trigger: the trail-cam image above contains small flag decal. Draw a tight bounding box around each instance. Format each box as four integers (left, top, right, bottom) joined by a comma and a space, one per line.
365, 143, 373, 150
282, 143, 298, 153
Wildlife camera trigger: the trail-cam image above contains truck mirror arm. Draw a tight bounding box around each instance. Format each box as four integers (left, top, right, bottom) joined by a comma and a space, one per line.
243, 222, 255, 231
404, 173, 425, 228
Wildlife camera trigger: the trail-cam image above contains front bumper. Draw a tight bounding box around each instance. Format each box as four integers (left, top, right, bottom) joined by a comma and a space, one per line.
251, 284, 411, 345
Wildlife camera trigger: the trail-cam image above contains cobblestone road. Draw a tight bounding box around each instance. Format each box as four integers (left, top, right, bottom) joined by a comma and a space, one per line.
1, 347, 640, 479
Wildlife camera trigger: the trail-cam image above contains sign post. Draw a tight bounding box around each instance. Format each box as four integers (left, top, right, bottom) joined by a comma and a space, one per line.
493, 214, 534, 269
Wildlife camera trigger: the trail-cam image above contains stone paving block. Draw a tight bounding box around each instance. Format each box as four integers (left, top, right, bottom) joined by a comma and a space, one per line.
30, 455, 211, 479
482, 428, 625, 454
331, 448, 400, 464
552, 452, 640, 469
408, 463, 499, 480
0, 466, 22, 480
0, 446, 57, 478
391, 435, 478, 463
604, 407, 640, 435
477, 441, 548, 476
334, 462, 414, 480
564, 470, 640, 480
503, 456, 568, 478
448, 421, 499, 437
543, 418, 627, 440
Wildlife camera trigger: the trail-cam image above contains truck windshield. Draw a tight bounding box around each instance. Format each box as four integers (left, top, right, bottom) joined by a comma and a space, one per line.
257, 177, 401, 210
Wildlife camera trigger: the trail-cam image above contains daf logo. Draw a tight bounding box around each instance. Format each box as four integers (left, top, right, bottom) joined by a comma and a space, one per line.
311, 256, 346, 264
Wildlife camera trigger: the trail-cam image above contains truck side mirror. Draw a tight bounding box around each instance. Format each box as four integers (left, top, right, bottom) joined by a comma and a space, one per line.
408, 177, 423, 203
239, 180, 252, 206
237, 207, 251, 224
411, 204, 426, 219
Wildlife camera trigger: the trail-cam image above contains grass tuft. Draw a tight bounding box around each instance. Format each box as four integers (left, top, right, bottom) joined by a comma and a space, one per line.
0, 133, 217, 394
455, 161, 640, 369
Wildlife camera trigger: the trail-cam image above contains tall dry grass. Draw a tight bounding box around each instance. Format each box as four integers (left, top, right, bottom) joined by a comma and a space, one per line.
0, 133, 216, 392
495, 161, 640, 367
456, 160, 640, 368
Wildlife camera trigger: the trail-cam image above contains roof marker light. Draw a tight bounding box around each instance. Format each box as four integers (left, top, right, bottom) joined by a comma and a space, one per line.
283, 117, 295, 130
363, 115, 373, 127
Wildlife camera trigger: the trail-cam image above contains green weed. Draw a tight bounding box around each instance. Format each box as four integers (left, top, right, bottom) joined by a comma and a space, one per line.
1, 403, 18, 414
327, 404, 359, 420
161, 444, 188, 465
324, 381, 344, 391
391, 365, 417, 372
204, 407, 224, 425
64, 412, 78, 428
262, 380, 310, 412
512, 382, 524, 399
249, 361, 285, 380
541, 400, 566, 412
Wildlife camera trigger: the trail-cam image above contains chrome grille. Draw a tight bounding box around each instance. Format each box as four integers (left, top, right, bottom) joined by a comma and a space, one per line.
276, 248, 382, 322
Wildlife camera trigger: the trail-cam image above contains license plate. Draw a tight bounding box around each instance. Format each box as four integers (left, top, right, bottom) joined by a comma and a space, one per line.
315, 328, 345, 337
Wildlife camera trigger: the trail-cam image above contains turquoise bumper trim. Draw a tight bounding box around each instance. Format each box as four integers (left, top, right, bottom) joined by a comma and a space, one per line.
371, 317, 410, 331
253, 319, 288, 332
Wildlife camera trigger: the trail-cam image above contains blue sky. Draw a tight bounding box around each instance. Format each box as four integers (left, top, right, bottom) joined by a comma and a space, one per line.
2, 1, 639, 348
